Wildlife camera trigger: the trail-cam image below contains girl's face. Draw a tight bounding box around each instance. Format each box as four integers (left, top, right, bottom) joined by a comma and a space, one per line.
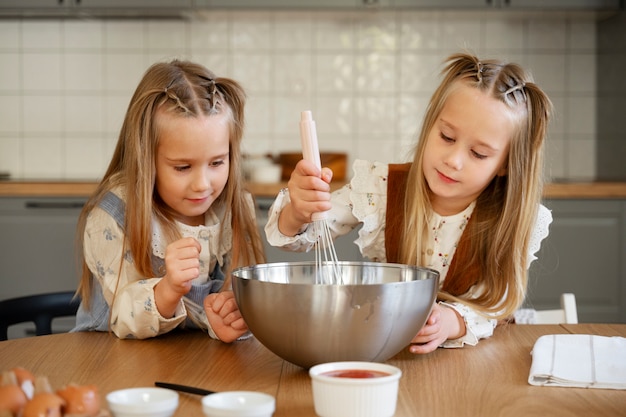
422, 83, 514, 216
155, 110, 230, 226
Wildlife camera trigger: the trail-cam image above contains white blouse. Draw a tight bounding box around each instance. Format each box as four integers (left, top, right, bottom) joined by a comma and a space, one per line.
82, 187, 249, 339
265, 160, 553, 347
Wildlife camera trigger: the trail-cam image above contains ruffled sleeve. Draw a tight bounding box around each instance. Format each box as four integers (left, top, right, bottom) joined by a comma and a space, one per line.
264, 160, 391, 261
348, 160, 390, 261
527, 204, 552, 267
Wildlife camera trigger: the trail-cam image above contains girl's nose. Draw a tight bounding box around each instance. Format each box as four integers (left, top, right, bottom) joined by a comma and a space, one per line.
191, 168, 210, 191
444, 147, 463, 171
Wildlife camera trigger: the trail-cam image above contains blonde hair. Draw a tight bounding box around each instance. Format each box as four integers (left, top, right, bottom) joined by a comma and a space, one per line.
400, 53, 552, 319
76, 59, 265, 308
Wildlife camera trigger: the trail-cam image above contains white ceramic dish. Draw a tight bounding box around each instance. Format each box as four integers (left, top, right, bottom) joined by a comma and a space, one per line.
106, 387, 179, 417
202, 391, 275, 417
309, 361, 402, 417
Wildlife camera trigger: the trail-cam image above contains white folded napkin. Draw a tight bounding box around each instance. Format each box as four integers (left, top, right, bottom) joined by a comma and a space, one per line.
529, 334, 626, 389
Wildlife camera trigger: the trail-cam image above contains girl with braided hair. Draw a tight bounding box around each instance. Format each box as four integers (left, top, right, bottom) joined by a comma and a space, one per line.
265, 52, 553, 353
73, 60, 265, 341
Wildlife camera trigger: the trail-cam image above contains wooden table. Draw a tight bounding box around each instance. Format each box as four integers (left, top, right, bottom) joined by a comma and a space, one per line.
1, 324, 625, 416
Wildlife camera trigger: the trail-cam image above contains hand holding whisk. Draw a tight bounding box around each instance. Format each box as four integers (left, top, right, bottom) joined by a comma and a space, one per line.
299, 110, 342, 285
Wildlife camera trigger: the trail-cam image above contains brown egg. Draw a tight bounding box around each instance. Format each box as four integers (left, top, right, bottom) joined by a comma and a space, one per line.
11, 368, 35, 386
11, 367, 35, 400
22, 392, 65, 417
0, 384, 28, 415
57, 384, 101, 417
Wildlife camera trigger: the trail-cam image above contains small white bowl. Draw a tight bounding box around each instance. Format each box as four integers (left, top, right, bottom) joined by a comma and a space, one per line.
202, 391, 275, 417
309, 361, 402, 417
106, 387, 179, 417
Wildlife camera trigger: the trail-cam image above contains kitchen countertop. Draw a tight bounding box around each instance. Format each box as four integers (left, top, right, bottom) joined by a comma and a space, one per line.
1, 180, 626, 199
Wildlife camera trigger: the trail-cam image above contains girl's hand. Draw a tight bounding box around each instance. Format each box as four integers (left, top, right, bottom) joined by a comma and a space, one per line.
278, 159, 333, 236
203, 291, 249, 343
162, 237, 202, 295
154, 237, 201, 318
408, 303, 466, 354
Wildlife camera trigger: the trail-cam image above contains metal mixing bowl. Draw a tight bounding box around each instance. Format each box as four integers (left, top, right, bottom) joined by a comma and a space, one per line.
232, 261, 439, 369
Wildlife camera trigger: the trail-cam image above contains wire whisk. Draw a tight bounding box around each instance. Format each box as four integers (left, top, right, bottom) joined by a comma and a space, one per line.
300, 110, 343, 285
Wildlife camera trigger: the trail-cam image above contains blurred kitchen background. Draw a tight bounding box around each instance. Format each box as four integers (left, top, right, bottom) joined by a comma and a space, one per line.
0, 1, 624, 182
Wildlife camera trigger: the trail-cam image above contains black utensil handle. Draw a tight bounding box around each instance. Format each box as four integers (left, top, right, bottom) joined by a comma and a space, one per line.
154, 381, 215, 396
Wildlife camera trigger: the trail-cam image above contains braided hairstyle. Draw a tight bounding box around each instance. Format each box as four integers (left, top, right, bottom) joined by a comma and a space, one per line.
77, 60, 265, 306
401, 53, 553, 318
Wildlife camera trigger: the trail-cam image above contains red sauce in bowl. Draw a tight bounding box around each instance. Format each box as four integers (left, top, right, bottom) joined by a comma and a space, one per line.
321, 369, 390, 379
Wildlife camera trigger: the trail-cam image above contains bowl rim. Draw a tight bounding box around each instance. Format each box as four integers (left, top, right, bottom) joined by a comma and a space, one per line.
201, 391, 275, 414
309, 361, 402, 385
232, 261, 439, 286
106, 387, 179, 412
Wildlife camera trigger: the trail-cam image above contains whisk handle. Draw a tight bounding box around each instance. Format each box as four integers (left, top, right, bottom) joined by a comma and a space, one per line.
300, 110, 327, 221
300, 110, 322, 171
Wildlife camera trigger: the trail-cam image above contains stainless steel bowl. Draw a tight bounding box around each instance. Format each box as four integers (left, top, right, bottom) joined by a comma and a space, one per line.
232, 261, 439, 369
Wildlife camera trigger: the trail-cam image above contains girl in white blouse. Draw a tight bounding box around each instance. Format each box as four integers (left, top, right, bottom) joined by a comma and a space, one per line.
265, 53, 553, 353
73, 60, 265, 341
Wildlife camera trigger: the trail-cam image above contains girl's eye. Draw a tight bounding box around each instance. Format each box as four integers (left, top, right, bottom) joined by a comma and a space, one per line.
471, 150, 487, 160
439, 132, 454, 143
174, 165, 190, 172
210, 160, 225, 167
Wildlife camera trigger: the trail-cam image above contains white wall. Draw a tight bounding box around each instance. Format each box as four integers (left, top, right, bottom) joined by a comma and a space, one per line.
0, 10, 598, 181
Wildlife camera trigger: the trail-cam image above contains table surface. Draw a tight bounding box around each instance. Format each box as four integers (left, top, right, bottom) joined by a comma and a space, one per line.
1, 324, 625, 417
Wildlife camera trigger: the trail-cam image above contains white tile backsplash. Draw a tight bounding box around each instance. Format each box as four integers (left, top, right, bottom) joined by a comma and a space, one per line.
64, 53, 104, 91
64, 137, 106, 179
22, 96, 63, 134
528, 19, 567, 51
567, 53, 596, 94
526, 53, 567, 95
0, 137, 21, 176
22, 137, 63, 179
232, 13, 273, 51
63, 21, 104, 50
484, 19, 524, 51
190, 14, 232, 51
147, 21, 188, 53
64, 96, 103, 134
398, 12, 442, 51
569, 21, 596, 51
314, 53, 354, 93
22, 21, 62, 49
441, 18, 483, 53
104, 21, 145, 50
567, 95, 596, 136
0, 96, 20, 133
567, 136, 596, 180
22, 53, 62, 91
0, 53, 20, 92
0, 11, 602, 180
273, 12, 313, 51
0, 22, 19, 49
314, 12, 355, 51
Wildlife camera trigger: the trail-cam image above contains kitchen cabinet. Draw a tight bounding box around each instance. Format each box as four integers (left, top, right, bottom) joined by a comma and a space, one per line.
198, 0, 621, 9
1, 0, 619, 16
193, 0, 392, 8
496, 0, 620, 9
392, 0, 493, 8
393, 0, 620, 9
0, 196, 86, 338
0, 0, 192, 18
0, 197, 86, 301
526, 199, 626, 323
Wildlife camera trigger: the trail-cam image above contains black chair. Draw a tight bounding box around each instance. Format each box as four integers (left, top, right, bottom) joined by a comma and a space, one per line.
0, 291, 81, 341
